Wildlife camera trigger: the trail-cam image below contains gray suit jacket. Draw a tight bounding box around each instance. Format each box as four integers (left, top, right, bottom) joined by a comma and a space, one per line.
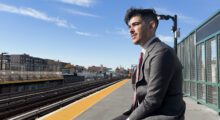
129, 38, 186, 120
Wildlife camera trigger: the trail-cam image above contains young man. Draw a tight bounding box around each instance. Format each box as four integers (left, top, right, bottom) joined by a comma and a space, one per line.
115, 8, 186, 120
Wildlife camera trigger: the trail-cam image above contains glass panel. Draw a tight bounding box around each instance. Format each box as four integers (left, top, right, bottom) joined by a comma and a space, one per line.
211, 39, 217, 83
190, 33, 196, 80
190, 82, 196, 97
198, 83, 206, 100
197, 43, 205, 81
182, 41, 185, 79
206, 38, 217, 83
206, 39, 212, 82
183, 81, 190, 95
185, 81, 190, 94
202, 45, 205, 81
181, 43, 185, 79
219, 35, 220, 83
183, 81, 187, 94
207, 85, 218, 105
181, 43, 184, 65
185, 38, 190, 80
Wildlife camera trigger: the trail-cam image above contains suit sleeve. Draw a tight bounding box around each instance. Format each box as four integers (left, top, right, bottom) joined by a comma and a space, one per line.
129, 49, 176, 120
131, 69, 137, 90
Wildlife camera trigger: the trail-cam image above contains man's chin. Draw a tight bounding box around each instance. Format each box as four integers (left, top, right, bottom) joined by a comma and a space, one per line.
132, 40, 139, 45
133, 42, 139, 45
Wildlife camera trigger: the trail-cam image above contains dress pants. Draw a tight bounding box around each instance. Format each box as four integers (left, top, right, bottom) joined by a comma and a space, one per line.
112, 114, 128, 120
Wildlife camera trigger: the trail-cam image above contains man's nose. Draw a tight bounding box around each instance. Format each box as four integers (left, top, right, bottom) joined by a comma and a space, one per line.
129, 27, 134, 34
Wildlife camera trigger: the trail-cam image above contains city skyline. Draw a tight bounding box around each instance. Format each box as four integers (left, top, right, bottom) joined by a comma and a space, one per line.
0, 0, 220, 69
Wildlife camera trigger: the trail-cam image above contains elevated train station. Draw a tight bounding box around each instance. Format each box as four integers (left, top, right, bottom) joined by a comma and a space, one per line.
1, 9, 220, 120
37, 9, 220, 120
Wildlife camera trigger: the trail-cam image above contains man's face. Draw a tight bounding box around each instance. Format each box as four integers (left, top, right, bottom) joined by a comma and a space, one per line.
128, 15, 149, 45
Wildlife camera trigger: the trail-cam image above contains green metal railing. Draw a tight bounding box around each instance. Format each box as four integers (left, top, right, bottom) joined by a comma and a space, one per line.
178, 31, 220, 113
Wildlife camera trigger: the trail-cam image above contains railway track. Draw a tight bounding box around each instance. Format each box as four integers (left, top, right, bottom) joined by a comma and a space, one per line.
0, 77, 124, 120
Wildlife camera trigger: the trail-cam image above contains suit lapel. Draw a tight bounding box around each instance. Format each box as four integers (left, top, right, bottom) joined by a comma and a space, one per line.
138, 38, 160, 82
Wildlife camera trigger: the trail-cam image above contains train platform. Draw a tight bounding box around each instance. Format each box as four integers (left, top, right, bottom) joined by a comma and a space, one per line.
0, 78, 63, 85
38, 79, 220, 120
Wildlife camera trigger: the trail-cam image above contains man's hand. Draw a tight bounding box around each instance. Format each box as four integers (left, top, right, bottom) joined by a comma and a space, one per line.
123, 107, 133, 115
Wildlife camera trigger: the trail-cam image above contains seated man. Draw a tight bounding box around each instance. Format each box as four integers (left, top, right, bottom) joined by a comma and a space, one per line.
114, 8, 186, 120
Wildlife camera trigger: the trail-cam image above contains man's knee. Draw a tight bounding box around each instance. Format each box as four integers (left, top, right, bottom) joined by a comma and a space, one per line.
142, 115, 178, 120
112, 114, 128, 120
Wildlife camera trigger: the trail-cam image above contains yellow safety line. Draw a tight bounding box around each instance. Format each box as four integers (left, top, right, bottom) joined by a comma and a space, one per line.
39, 79, 129, 120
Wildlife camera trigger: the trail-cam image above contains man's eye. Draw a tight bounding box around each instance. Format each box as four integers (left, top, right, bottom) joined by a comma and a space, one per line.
134, 22, 140, 26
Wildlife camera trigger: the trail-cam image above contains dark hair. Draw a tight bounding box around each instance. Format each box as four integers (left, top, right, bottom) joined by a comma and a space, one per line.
124, 8, 158, 28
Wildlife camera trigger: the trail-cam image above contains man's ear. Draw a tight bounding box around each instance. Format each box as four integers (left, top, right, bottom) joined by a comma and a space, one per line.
149, 20, 156, 31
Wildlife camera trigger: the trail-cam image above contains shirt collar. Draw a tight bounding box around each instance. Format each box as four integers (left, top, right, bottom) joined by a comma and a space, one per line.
141, 36, 156, 54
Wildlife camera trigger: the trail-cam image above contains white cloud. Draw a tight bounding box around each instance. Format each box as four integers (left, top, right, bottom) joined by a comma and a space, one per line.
60, 0, 94, 7
64, 9, 99, 18
70, 24, 77, 29
75, 31, 99, 37
158, 35, 173, 43
106, 28, 129, 38
115, 28, 129, 36
155, 8, 200, 25
0, 3, 73, 28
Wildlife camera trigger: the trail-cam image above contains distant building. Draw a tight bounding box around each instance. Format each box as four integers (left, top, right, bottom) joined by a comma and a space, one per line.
46, 59, 59, 71
0, 54, 10, 70
2, 53, 69, 72
88, 66, 101, 73
88, 65, 108, 73
9, 54, 47, 71
61, 63, 75, 74
115, 67, 129, 74
74, 65, 85, 73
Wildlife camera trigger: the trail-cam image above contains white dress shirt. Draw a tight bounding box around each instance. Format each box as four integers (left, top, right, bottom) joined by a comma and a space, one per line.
141, 36, 156, 55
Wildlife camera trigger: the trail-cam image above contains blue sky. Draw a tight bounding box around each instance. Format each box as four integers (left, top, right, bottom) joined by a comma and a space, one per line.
0, 0, 220, 69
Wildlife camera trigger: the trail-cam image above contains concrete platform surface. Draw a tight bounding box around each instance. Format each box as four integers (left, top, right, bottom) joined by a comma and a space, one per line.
75, 80, 133, 120
184, 97, 220, 120
39, 79, 220, 120
76, 81, 220, 120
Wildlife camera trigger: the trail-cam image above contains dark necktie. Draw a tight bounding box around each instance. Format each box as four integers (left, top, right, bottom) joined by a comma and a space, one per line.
132, 52, 143, 110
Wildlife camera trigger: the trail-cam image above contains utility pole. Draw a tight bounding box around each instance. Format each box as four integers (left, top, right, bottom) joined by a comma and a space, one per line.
157, 14, 179, 54
173, 15, 178, 54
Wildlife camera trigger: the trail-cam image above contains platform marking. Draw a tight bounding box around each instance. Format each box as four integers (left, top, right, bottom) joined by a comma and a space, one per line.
38, 79, 129, 120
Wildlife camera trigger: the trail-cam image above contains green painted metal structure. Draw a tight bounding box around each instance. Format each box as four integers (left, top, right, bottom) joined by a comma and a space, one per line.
177, 10, 220, 113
